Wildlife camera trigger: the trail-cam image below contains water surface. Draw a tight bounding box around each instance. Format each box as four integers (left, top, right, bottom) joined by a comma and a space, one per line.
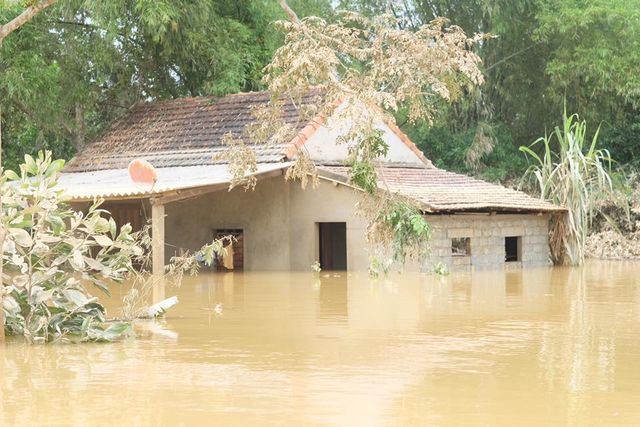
2, 260, 640, 426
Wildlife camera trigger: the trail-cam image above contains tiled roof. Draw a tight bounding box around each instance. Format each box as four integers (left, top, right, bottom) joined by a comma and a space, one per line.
63, 89, 562, 213
318, 165, 564, 213
65, 91, 321, 172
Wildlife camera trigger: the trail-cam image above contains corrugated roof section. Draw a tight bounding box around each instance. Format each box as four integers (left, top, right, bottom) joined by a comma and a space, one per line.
318, 166, 564, 213
58, 163, 292, 201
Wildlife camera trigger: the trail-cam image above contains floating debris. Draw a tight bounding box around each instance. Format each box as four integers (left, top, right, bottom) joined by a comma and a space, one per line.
214, 303, 223, 315
145, 296, 179, 318
586, 229, 640, 260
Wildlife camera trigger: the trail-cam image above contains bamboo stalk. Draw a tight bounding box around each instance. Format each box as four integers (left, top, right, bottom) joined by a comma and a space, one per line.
151, 201, 165, 304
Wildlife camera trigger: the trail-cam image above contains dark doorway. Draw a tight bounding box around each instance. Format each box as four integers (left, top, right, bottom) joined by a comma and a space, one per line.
214, 229, 244, 271
505, 236, 522, 262
318, 222, 347, 270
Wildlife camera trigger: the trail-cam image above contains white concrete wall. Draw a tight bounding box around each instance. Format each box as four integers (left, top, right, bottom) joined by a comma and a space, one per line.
303, 103, 425, 166
288, 179, 369, 271
165, 176, 291, 270
164, 176, 371, 271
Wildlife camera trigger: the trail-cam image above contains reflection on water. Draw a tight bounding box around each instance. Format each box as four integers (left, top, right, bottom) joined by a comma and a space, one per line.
2, 260, 640, 426
318, 274, 349, 320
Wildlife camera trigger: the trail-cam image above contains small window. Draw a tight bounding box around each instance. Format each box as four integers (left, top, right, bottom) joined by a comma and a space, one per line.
505, 236, 521, 262
452, 237, 471, 256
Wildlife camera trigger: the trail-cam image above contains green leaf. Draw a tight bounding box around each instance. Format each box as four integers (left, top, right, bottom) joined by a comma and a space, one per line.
84, 256, 105, 271
93, 234, 113, 247
48, 215, 65, 234
44, 159, 65, 178
108, 217, 117, 239
23, 154, 37, 175
33, 288, 55, 305
4, 170, 20, 181
87, 322, 131, 342
63, 289, 90, 308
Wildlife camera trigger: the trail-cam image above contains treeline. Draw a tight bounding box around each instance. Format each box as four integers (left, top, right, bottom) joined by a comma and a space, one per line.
0, 0, 331, 170
343, 0, 640, 182
2, 0, 639, 180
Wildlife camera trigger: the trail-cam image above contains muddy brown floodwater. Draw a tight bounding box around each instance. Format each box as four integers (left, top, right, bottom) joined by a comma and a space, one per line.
2, 260, 640, 426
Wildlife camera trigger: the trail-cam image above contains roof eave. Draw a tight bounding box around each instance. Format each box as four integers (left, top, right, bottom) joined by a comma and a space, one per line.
315, 166, 565, 215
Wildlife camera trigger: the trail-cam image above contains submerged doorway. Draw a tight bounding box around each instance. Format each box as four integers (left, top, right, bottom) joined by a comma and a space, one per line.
214, 229, 244, 271
318, 222, 347, 270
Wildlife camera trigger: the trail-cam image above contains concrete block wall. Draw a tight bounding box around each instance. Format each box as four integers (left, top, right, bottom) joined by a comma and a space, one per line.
424, 213, 551, 272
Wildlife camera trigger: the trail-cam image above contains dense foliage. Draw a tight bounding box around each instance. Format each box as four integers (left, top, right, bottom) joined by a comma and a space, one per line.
2, 0, 640, 179
1, 152, 225, 343
227, 9, 483, 268
1, 152, 138, 342
338, 0, 640, 180
0, 0, 331, 171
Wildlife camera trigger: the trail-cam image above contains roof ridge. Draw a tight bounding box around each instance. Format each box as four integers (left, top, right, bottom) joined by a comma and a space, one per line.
140, 87, 333, 105
127, 91, 273, 110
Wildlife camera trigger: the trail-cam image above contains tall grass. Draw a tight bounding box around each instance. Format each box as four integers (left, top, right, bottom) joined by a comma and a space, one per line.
520, 111, 615, 265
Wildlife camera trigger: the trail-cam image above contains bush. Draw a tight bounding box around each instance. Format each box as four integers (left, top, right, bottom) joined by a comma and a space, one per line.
1, 152, 225, 343
1, 152, 137, 342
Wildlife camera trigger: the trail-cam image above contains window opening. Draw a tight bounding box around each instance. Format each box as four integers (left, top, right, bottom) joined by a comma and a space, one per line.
451, 237, 471, 256
505, 236, 521, 262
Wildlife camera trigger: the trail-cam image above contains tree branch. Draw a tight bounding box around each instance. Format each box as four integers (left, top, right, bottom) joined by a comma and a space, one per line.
48, 19, 97, 30
0, 0, 58, 44
279, 0, 300, 24
485, 42, 542, 72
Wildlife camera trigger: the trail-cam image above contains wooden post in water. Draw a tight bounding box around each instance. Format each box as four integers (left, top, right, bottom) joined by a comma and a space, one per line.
151, 200, 165, 304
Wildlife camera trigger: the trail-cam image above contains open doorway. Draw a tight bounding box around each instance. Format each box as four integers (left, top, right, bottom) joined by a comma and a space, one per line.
214, 229, 244, 271
318, 222, 347, 270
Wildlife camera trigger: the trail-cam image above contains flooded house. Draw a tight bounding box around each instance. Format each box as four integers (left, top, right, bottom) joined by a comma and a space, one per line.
58, 91, 562, 277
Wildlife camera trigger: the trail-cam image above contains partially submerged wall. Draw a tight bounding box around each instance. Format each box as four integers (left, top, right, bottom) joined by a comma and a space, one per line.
424, 214, 551, 272
162, 176, 550, 272
288, 179, 369, 271
165, 175, 292, 270
163, 175, 370, 270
